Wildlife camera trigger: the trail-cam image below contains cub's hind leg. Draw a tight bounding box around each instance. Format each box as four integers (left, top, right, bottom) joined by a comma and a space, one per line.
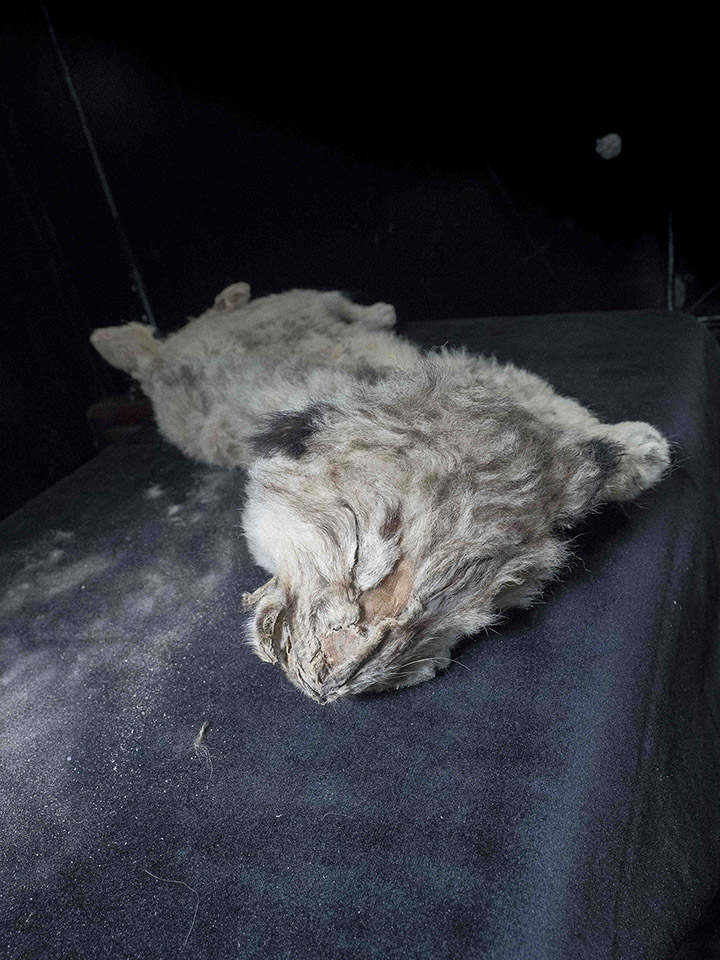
320, 292, 397, 330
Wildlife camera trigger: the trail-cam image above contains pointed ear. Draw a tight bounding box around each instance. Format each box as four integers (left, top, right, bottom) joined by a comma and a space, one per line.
90, 323, 160, 377
242, 577, 287, 663
213, 282, 251, 311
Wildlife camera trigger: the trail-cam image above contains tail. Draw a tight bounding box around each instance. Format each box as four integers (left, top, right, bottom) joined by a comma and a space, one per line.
90, 322, 161, 378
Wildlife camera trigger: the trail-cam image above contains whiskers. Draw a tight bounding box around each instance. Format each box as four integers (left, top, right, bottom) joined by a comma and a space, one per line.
398, 654, 471, 674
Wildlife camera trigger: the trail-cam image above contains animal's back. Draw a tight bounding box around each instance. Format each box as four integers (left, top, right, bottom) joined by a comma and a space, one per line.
163, 289, 419, 372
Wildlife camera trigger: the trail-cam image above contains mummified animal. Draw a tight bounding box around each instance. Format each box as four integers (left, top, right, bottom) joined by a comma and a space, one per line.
91, 284, 670, 703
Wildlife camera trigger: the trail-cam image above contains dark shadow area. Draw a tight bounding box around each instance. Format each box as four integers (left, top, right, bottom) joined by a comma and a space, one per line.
0, 10, 717, 518
674, 882, 720, 959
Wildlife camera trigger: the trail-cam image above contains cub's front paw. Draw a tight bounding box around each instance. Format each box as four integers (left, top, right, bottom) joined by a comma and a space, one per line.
611, 421, 671, 496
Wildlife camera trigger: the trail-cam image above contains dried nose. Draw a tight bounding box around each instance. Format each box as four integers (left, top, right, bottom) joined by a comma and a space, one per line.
322, 627, 367, 670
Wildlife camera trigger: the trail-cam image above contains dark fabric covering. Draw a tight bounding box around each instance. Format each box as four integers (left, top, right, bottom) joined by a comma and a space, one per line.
1, 310, 719, 959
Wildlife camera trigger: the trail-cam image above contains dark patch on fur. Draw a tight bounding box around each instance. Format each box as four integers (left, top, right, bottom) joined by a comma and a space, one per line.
354, 363, 384, 384
159, 362, 199, 389
250, 404, 326, 459
285, 591, 298, 624
585, 438, 623, 474
423, 407, 442, 422
575, 438, 625, 504
429, 474, 457, 506
178, 364, 199, 389
380, 506, 402, 540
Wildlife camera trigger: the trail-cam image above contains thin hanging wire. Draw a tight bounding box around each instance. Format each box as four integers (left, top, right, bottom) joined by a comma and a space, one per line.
689, 277, 720, 314
42, 5, 160, 334
484, 162, 559, 285
666, 209, 675, 311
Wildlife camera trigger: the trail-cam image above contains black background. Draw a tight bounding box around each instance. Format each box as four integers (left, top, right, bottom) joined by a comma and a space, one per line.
0, 8, 716, 519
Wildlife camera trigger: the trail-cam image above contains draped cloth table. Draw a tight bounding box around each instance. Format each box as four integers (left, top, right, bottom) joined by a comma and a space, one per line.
2, 310, 719, 959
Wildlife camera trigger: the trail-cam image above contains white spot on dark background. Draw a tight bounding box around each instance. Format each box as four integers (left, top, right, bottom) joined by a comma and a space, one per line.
595, 132, 622, 159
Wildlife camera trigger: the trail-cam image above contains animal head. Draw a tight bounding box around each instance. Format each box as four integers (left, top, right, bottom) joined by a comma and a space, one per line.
241, 362, 622, 703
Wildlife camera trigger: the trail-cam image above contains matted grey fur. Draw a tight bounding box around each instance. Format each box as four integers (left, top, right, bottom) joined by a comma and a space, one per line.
91, 285, 670, 704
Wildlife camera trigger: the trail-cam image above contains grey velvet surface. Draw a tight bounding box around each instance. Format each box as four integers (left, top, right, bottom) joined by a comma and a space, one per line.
1, 310, 719, 959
